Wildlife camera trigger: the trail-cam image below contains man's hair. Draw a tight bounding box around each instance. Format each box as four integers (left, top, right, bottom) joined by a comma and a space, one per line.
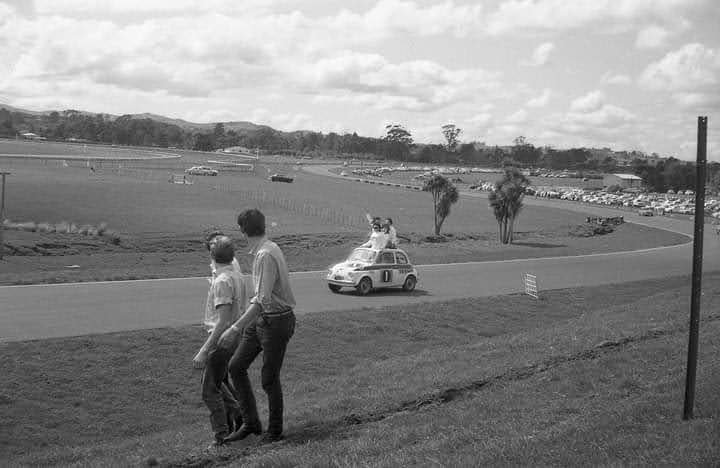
237, 209, 266, 237
210, 235, 235, 264
204, 230, 225, 251
385, 217, 393, 225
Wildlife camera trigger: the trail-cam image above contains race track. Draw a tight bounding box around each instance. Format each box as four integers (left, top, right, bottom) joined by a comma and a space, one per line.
1, 171, 717, 342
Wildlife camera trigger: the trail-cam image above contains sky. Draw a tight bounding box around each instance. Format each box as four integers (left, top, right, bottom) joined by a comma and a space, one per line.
0, 0, 719, 160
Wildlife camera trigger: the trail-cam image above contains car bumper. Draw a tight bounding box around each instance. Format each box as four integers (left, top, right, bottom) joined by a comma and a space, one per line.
327, 276, 357, 287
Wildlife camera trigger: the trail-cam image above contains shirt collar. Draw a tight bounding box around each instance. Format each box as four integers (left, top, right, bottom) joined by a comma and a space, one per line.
210, 261, 234, 276
247, 236, 267, 255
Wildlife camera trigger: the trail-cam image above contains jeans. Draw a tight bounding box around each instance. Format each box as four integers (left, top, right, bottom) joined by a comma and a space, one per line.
228, 312, 296, 435
201, 343, 241, 434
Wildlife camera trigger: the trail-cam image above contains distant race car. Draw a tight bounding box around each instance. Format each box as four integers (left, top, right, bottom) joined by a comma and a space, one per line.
269, 173, 294, 183
185, 166, 218, 176
326, 247, 419, 295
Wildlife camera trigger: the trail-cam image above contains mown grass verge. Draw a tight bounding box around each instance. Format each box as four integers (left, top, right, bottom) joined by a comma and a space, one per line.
1, 273, 718, 466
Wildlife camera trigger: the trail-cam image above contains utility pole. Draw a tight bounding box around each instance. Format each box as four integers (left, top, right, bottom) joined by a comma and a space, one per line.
683, 116, 708, 420
0, 171, 10, 260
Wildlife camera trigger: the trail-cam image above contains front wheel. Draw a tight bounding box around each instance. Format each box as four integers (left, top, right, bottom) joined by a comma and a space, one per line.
402, 275, 417, 292
356, 277, 372, 295
328, 283, 341, 293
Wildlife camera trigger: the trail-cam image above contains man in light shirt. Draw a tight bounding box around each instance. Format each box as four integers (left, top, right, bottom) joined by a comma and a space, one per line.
219, 209, 296, 444
192, 235, 247, 447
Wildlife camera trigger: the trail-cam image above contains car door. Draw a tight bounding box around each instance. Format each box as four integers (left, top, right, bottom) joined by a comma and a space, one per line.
377, 251, 396, 285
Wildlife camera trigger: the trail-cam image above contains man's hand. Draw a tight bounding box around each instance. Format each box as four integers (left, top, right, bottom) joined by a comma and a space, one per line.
192, 349, 207, 369
217, 326, 239, 350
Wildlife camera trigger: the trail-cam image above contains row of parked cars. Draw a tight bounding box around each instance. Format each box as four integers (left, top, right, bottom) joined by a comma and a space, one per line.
533, 187, 719, 217
467, 182, 719, 218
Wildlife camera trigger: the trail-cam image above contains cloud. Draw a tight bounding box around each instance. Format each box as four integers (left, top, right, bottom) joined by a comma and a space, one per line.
505, 109, 529, 124
639, 43, 720, 109
635, 25, 670, 49
639, 43, 720, 90
570, 90, 605, 112
468, 112, 493, 126
520, 42, 555, 67
303, 52, 502, 112
485, 0, 703, 35
600, 72, 632, 85
527, 88, 551, 107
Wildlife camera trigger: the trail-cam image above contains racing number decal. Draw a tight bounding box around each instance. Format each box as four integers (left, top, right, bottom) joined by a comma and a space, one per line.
382, 270, 392, 283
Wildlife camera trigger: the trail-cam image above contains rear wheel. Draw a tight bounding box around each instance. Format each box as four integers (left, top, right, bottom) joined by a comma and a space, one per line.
356, 277, 372, 295
328, 283, 341, 293
402, 275, 417, 292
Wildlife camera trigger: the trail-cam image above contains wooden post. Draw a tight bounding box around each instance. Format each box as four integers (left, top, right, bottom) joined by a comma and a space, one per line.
0, 172, 9, 260
683, 116, 708, 420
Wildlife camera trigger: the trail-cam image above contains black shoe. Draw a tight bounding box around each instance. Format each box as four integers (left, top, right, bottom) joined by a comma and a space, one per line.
212, 430, 229, 447
227, 410, 243, 433
260, 432, 284, 444
223, 424, 262, 443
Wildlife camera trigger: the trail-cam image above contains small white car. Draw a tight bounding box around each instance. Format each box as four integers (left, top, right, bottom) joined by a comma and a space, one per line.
326, 247, 419, 295
185, 166, 218, 176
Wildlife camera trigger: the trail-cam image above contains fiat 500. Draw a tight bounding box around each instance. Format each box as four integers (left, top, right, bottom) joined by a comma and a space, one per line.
326, 247, 419, 295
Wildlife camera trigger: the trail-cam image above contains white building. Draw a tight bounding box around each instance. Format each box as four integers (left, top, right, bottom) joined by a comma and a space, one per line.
603, 173, 643, 189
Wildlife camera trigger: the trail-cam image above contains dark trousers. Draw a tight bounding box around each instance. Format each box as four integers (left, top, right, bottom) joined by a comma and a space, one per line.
201, 344, 241, 434
228, 312, 296, 435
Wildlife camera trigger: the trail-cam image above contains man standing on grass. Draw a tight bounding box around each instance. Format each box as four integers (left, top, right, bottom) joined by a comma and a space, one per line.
193, 235, 246, 447
218, 208, 296, 444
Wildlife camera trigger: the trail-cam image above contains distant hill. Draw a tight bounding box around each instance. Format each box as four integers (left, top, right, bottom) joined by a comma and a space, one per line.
0, 103, 278, 134
0, 103, 49, 116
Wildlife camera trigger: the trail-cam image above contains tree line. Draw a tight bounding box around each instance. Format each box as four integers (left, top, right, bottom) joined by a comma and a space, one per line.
2, 107, 716, 192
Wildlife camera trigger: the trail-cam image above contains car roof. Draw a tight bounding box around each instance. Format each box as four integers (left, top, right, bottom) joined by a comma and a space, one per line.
353, 247, 409, 256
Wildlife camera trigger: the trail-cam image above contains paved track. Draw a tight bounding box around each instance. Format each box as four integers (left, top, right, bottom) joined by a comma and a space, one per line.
1, 170, 717, 342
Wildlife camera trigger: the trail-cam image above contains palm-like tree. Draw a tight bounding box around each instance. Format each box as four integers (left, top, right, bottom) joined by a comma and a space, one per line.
488, 167, 530, 244
423, 174, 459, 235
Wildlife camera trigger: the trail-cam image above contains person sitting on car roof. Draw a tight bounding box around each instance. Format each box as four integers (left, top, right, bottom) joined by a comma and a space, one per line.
383, 218, 398, 248
360, 223, 389, 250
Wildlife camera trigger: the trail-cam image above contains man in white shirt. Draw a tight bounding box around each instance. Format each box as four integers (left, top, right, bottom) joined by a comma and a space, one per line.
192, 235, 247, 446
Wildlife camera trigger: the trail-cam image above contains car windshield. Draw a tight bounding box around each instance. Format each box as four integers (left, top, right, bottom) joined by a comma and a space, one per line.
347, 248, 376, 263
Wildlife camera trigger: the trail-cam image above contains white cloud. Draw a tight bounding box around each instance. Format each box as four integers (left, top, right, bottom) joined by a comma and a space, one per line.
639, 43, 720, 109
527, 88, 551, 107
468, 112, 493, 126
505, 109, 528, 124
639, 43, 720, 91
485, 0, 702, 35
570, 90, 605, 112
302, 52, 502, 112
635, 25, 670, 49
521, 42, 555, 67
600, 72, 632, 85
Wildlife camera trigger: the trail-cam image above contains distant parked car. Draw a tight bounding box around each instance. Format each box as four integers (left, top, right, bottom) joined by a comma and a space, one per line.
269, 173, 294, 183
340, 171, 348, 176
638, 208, 654, 216
185, 166, 218, 176
326, 247, 419, 295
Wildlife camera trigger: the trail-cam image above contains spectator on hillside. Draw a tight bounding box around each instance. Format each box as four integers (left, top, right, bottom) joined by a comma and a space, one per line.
220, 209, 297, 444
193, 235, 247, 447
205, 230, 242, 274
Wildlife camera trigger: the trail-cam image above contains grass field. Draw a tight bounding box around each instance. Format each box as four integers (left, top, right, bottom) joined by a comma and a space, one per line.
1, 273, 718, 466
0, 141, 716, 466
0, 141, 689, 285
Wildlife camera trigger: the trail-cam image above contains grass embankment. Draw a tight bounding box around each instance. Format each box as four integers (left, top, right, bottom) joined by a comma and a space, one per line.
0, 222, 689, 286
1, 274, 718, 466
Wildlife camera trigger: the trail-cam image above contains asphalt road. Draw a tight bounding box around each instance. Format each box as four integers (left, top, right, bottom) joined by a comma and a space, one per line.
1, 171, 717, 342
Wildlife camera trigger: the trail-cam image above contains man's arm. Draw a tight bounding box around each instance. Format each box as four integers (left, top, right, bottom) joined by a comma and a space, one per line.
218, 253, 278, 348
193, 303, 233, 369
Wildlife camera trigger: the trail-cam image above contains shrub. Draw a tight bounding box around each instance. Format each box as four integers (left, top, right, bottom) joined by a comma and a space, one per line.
569, 224, 615, 237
